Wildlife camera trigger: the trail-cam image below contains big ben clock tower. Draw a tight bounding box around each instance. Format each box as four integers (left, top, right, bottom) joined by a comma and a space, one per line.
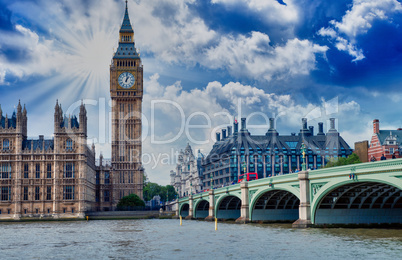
110, 0, 143, 204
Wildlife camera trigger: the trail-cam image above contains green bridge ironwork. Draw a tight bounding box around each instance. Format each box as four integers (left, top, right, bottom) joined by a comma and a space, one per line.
176, 159, 402, 227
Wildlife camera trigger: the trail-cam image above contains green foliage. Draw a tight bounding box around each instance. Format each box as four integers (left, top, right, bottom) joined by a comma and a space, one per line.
324, 153, 361, 168
117, 193, 145, 208
143, 182, 178, 202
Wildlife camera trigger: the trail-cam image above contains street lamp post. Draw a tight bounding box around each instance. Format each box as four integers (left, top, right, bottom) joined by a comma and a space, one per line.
301, 142, 307, 171
210, 173, 213, 190
242, 161, 247, 182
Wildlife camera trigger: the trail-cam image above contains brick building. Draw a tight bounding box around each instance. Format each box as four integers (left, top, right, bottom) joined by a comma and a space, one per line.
354, 140, 369, 163
368, 119, 402, 161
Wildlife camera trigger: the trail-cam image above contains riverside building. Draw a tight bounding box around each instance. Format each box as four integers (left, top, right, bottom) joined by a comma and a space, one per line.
0, 101, 96, 219
368, 119, 402, 160
202, 117, 353, 189
0, 1, 143, 218
170, 144, 204, 197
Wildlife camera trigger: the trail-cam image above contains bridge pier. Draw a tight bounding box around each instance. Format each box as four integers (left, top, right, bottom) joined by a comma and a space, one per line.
173, 199, 179, 219
292, 171, 312, 228
185, 195, 194, 220
235, 181, 250, 224
205, 190, 215, 221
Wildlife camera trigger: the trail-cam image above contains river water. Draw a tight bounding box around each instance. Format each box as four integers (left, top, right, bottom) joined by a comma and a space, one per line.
1, 219, 401, 259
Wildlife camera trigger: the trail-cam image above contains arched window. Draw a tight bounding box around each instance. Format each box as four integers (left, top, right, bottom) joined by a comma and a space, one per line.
66, 139, 73, 150
3, 139, 9, 150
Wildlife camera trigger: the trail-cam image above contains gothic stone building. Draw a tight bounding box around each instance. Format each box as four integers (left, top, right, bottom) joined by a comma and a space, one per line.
170, 144, 203, 198
0, 2, 144, 218
108, 1, 144, 207
92, 1, 144, 211
202, 117, 353, 189
0, 101, 96, 220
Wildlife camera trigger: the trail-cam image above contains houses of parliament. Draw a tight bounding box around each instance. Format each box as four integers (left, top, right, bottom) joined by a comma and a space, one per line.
0, 2, 143, 219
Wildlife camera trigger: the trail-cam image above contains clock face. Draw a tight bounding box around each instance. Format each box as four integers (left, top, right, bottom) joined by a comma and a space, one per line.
118, 72, 135, 89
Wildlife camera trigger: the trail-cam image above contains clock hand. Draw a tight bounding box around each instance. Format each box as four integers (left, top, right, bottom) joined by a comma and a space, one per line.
125, 77, 129, 83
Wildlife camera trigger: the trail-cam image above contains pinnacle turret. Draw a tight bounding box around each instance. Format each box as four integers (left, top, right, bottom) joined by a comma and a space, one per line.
120, 0, 134, 33
17, 100, 22, 114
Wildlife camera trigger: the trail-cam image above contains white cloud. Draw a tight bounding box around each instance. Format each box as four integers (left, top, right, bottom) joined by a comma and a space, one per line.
133, 0, 216, 64
334, 36, 365, 61
0, 0, 327, 86
317, 27, 337, 39
0, 25, 68, 81
334, 0, 402, 39
204, 32, 328, 81
318, 0, 402, 61
133, 0, 319, 81
211, 0, 299, 27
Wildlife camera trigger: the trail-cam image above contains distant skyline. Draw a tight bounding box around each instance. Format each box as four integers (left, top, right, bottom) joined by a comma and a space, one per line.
1, 0, 402, 184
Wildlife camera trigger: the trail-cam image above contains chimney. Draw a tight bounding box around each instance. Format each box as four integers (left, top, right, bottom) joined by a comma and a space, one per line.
216, 132, 221, 142
318, 122, 324, 135
291, 133, 296, 136
373, 119, 379, 134
309, 126, 314, 136
222, 129, 227, 139
266, 117, 279, 136
302, 118, 308, 130
329, 118, 336, 130
327, 118, 338, 135
227, 126, 232, 136
299, 118, 310, 136
234, 120, 238, 134
39, 135, 44, 141
241, 118, 246, 131
269, 118, 275, 130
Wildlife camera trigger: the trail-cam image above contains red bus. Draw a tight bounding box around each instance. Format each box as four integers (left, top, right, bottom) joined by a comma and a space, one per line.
238, 172, 258, 183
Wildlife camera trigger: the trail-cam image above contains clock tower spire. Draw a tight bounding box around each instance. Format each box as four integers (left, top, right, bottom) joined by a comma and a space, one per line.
110, 0, 144, 205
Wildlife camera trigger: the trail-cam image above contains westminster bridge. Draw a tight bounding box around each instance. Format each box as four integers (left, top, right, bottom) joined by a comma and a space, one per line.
176, 159, 402, 227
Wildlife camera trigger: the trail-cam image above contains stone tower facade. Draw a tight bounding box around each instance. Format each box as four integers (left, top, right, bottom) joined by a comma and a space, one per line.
110, 1, 144, 205
0, 101, 96, 220
170, 144, 204, 197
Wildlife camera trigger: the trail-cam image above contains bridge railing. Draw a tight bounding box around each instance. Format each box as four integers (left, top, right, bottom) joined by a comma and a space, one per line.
178, 159, 402, 203
309, 158, 402, 179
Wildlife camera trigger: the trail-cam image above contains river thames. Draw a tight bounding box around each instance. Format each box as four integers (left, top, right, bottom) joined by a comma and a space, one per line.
1, 219, 401, 259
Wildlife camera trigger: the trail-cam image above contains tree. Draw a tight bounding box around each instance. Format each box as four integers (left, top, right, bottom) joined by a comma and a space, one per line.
117, 193, 145, 210
324, 153, 361, 168
143, 182, 161, 201
143, 182, 178, 202
165, 185, 177, 201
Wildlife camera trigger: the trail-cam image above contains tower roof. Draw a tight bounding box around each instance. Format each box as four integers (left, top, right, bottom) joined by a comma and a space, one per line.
120, 1, 134, 33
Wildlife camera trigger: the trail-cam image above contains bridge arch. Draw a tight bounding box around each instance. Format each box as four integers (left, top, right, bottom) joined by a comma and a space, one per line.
312, 178, 402, 225
179, 203, 189, 218
250, 188, 300, 222
194, 199, 209, 219
215, 194, 241, 220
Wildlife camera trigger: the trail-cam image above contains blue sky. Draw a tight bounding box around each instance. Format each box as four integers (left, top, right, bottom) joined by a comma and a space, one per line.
1, 0, 402, 184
